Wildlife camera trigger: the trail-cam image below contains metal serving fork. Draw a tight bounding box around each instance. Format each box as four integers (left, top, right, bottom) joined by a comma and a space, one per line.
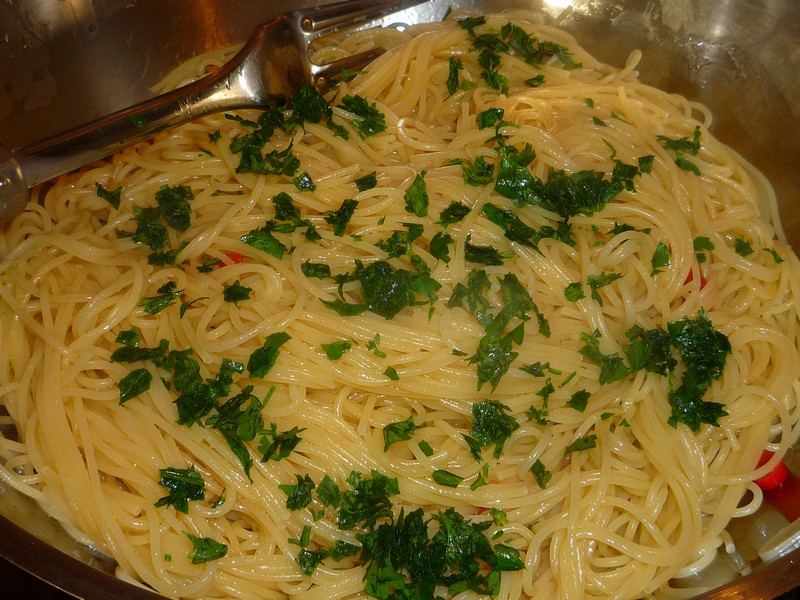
0, 0, 425, 224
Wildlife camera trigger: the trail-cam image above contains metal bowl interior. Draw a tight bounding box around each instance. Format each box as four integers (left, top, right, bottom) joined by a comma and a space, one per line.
1, 0, 799, 598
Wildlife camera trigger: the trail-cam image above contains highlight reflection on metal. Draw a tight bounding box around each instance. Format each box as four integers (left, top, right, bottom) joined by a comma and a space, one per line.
0, 1, 799, 598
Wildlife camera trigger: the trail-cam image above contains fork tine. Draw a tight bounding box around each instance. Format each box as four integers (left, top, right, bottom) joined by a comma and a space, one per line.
289, 0, 426, 44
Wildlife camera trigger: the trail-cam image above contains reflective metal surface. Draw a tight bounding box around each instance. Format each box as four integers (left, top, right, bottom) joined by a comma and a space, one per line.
1, 0, 799, 598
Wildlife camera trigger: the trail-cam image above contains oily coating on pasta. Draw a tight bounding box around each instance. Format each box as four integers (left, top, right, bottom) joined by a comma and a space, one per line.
1, 12, 799, 600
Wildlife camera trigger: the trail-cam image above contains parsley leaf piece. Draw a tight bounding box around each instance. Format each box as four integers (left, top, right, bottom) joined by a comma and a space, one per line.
624, 325, 676, 376
155, 185, 194, 231
734, 237, 754, 257
247, 331, 291, 378
565, 434, 597, 454
404, 171, 429, 217
383, 416, 422, 451
694, 236, 715, 263
446, 57, 464, 96
481, 203, 537, 248
447, 269, 493, 325
223, 280, 253, 306
119, 368, 152, 404
241, 225, 287, 259
325, 198, 359, 237
185, 532, 228, 564
529, 459, 552, 489
154, 466, 205, 513
567, 390, 590, 412
279, 474, 316, 511
651, 241, 671, 275
138, 281, 183, 315
579, 330, 630, 384
430, 231, 454, 263
259, 423, 305, 462
326, 260, 439, 320
477, 107, 505, 130
301, 261, 331, 279
95, 182, 122, 209
462, 156, 495, 186
587, 271, 623, 306
293, 171, 316, 191
317, 475, 341, 508
465, 240, 505, 265
764, 247, 784, 263
339, 95, 387, 137
296, 548, 328, 576
438, 201, 471, 227
657, 126, 701, 155
355, 171, 378, 192
468, 400, 520, 459
132, 206, 169, 250
564, 281, 585, 302
337, 470, 399, 530
384, 366, 400, 380
432, 469, 463, 488
321, 340, 352, 360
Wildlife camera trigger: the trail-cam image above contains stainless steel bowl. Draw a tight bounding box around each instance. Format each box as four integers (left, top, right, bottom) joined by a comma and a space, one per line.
1, 0, 799, 597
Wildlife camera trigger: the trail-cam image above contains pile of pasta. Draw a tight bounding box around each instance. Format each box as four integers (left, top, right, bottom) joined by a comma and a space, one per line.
1, 11, 799, 600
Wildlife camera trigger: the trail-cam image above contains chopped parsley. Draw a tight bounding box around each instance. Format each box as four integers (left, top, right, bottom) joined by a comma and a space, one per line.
432, 469, 463, 488
154, 466, 205, 513
565, 434, 597, 454
438, 201, 471, 227
185, 532, 228, 564
321, 340, 352, 360
247, 331, 291, 378
383, 416, 423, 451
223, 280, 253, 306
464, 400, 520, 460
529, 459, 552, 489
404, 171, 429, 217
137, 281, 183, 315
119, 368, 152, 404
650, 242, 671, 275
355, 171, 378, 192
338, 95, 387, 137
95, 182, 122, 209
325, 198, 359, 237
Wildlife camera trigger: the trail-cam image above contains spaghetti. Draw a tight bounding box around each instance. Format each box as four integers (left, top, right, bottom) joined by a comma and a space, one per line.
1, 12, 799, 600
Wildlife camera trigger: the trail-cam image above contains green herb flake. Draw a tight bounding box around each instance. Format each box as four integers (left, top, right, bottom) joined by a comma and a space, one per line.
119, 368, 152, 404
432, 469, 463, 488
564, 281, 585, 302
734, 237, 754, 257
154, 466, 205, 513
223, 280, 253, 306
438, 201, 471, 227
185, 532, 228, 564
95, 182, 122, 209
355, 171, 378, 192
404, 171, 429, 217
529, 459, 552, 489
259, 423, 305, 462
567, 389, 590, 412
339, 95, 387, 137
467, 400, 520, 459
565, 434, 597, 454
650, 241, 671, 275
321, 340, 352, 361
247, 331, 291, 378
384, 366, 400, 380
325, 198, 359, 237
383, 416, 422, 451
301, 261, 331, 279
279, 474, 316, 511
138, 281, 183, 315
